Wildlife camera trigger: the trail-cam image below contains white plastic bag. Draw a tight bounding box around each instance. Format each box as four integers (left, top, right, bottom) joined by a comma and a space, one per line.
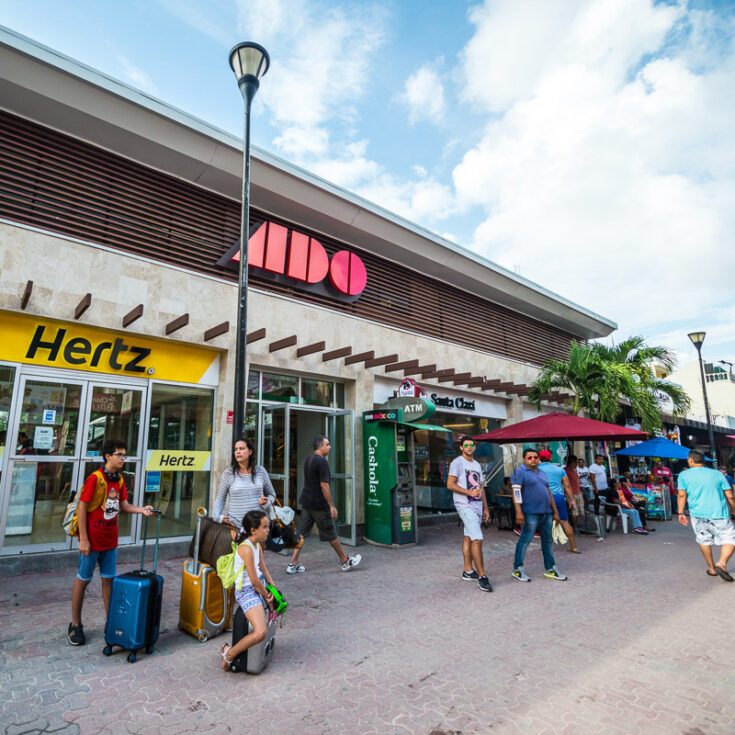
552, 520, 568, 545
273, 504, 295, 525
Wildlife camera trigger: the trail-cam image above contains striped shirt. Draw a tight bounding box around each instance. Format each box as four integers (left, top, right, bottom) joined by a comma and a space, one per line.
213, 466, 276, 526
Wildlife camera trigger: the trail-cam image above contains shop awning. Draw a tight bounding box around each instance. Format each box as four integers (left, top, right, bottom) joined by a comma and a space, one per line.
474, 412, 648, 443
403, 421, 452, 432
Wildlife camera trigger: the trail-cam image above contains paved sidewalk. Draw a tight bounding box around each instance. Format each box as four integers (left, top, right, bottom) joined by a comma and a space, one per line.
2, 518, 734, 735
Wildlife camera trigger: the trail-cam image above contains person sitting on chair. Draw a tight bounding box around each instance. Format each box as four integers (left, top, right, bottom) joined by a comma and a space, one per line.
604, 478, 649, 534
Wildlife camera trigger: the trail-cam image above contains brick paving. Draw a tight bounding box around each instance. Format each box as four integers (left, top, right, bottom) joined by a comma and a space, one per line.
2, 518, 735, 735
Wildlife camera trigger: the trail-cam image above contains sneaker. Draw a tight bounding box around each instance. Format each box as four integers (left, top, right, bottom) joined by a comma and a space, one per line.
543, 567, 567, 581
286, 563, 306, 574
477, 575, 493, 592
634, 527, 649, 534
512, 568, 531, 582
340, 554, 362, 572
67, 623, 85, 646
513, 527, 522, 536
461, 570, 479, 581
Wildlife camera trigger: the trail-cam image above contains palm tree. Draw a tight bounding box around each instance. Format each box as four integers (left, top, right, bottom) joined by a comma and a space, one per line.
528, 337, 690, 432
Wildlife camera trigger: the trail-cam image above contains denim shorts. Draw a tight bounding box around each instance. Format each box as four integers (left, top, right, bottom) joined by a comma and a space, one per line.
77, 547, 118, 581
457, 505, 483, 541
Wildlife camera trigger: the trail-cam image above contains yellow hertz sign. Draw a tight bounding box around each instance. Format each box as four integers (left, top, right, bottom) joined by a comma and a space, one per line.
146, 450, 211, 472
1, 310, 219, 384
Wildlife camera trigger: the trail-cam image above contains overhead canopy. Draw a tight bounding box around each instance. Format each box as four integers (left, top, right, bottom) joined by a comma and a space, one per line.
716, 435, 735, 448
615, 436, 711, 461
404, 422, 451, 433
474, 412, 648, 443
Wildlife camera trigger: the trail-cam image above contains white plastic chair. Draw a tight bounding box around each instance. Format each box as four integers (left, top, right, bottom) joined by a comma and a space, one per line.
601, 498, 629, 533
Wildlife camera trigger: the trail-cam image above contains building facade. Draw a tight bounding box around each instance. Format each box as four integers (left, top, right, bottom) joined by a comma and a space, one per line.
0, 28, 616, 557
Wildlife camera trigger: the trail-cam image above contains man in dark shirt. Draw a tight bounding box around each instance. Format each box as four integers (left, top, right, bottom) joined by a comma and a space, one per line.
287, 435, 361, 574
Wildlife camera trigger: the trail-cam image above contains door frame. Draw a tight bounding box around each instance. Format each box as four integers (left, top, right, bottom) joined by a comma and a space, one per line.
258, 402, 356, 546
0, 364, 149, 555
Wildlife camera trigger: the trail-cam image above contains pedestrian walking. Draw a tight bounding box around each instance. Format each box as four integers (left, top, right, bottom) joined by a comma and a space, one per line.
511, 448, 567, 582
68, 440, 154, 646
565, 454, 585, 530
446, 436, 492, 592
287, 435, 361, 573
677, 450, 735, 581
538, 450, 580, 553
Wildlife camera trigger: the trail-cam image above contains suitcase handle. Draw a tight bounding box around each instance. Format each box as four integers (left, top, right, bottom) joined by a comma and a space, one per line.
141, 509, 162, 574
193, 506, 207, 575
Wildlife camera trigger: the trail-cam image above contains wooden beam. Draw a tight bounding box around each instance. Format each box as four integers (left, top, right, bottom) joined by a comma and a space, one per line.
297, 341, 326, 358
204, 321, 229, 341
165, 313, 189, 335
247, 328, 266, 344
385, 359, 419, 373
454, 376, 486, 387
364, 353, 399, 368
439, 371, 469, 383
20, 280, 32, 310
403, 363, 435, 377
493, 382, 515, 391
269, 335, 297, 352
74, 292, 92, 320
122, 304, 143, 328
482, 379, 502, 390
423, 367, 454, 379
345, 350, 375, 366
323, 346, 352, 362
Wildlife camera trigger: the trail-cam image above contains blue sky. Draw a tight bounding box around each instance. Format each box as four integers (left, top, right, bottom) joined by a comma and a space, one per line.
2, 0, 735, 373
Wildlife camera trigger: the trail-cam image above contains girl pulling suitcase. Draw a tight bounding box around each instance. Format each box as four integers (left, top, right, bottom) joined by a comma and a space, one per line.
220, 509, 276, 671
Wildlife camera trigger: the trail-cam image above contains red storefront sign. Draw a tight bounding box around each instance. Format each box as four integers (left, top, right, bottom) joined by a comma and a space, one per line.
218, 221, 367, 301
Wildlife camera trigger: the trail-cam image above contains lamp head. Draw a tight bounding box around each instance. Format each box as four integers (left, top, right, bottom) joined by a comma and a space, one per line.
688, 331, 706, 352
229, 42, 270, 106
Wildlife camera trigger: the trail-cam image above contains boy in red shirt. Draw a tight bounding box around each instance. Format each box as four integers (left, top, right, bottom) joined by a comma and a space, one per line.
68, 439, 153, 646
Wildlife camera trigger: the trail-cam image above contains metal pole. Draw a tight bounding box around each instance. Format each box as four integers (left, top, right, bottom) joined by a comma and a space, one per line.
696, 348, 718, 468
232, 97, 253, 442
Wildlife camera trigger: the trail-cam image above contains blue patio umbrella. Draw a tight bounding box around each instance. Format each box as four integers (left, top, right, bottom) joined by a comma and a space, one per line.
614, 436, 712, 462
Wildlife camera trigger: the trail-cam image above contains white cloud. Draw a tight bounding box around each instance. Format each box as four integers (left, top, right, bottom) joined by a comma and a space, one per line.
115, 55, 157, 94
452, 0, 735, 356
401, 61, 446, 124
236, 0, 385, 163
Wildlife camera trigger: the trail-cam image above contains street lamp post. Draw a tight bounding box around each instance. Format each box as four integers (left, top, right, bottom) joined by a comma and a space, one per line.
688, 331, 718, 467
229, 42, 270, 441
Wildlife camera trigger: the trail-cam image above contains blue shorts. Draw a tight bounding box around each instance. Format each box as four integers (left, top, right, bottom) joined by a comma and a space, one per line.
552, 494, 568, 522
77, 548, 118, 582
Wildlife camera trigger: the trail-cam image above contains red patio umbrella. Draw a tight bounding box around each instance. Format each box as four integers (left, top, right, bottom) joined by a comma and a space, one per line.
474, 412, 649, 443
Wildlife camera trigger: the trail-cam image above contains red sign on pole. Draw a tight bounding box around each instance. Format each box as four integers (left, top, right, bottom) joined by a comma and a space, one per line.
226, 410, 234, 424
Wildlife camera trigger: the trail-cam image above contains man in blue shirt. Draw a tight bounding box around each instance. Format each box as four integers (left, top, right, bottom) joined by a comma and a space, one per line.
538, 450, 580, 554
510, 448, 566, 582
678, 450, 735, 581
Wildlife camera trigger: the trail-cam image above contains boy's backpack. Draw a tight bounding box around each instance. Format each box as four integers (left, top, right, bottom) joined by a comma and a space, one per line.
63, 470, 109, 537
216, 541, 247, 591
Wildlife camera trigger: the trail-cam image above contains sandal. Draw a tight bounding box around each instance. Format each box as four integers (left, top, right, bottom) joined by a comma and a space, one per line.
568, 549, 582, 554
221, 643, 233, 671
706, 570, 718, 576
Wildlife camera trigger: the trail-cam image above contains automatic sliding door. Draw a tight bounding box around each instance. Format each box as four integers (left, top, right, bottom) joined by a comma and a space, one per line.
327, 410, 355, 545
261, 405, 288, 505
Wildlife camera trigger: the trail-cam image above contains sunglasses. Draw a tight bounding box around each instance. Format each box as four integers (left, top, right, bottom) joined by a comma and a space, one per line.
462, 443, 475, 448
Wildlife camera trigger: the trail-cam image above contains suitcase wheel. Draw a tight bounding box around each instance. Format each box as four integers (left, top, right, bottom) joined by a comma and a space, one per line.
146, 645, 154, 654
103, 646, 112, 657
127, 652, 137, 663
198, 632, 209, 643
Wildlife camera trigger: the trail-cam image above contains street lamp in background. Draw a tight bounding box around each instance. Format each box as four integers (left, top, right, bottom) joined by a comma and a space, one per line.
688, 331, 718, 467
229, 42, 270, 440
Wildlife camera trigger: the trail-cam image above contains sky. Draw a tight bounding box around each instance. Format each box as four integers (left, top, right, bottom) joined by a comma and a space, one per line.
2, 0, 734, 374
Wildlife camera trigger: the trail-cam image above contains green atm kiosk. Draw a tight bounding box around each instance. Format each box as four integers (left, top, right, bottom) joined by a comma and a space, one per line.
363, 397, 449, 547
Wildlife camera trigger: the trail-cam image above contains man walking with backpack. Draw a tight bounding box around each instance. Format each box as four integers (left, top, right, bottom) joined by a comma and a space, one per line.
68, 439, 154, 646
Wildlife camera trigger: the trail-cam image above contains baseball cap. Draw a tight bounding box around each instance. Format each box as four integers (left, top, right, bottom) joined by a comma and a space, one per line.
539, 450, 552, 461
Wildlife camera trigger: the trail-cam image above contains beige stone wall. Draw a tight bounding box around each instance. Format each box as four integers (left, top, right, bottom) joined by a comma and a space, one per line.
1, 222, 554, 530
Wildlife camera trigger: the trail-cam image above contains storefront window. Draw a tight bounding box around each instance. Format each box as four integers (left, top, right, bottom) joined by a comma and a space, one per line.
413, 413, 503, 513
301, 378, 334, 407
0, 366, 16, 477
247, 370, 260, 399
86, 386, 141, 456
145, 384, 213, 539
261, 372, 298, 403
16, 379, 82, 456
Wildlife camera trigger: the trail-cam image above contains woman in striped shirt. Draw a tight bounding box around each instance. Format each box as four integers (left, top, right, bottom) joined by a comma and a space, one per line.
213, 438, 276, 527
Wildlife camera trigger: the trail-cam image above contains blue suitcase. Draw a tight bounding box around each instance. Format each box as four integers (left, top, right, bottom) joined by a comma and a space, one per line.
103, 511, 163, 663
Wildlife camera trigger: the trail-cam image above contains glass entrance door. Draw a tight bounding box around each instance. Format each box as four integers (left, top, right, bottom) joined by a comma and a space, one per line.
1, 374, 146, 553
259, 404, 356, 545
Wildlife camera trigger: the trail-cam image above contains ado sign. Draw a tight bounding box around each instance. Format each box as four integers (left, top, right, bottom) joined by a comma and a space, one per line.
219, 221, 367, 302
